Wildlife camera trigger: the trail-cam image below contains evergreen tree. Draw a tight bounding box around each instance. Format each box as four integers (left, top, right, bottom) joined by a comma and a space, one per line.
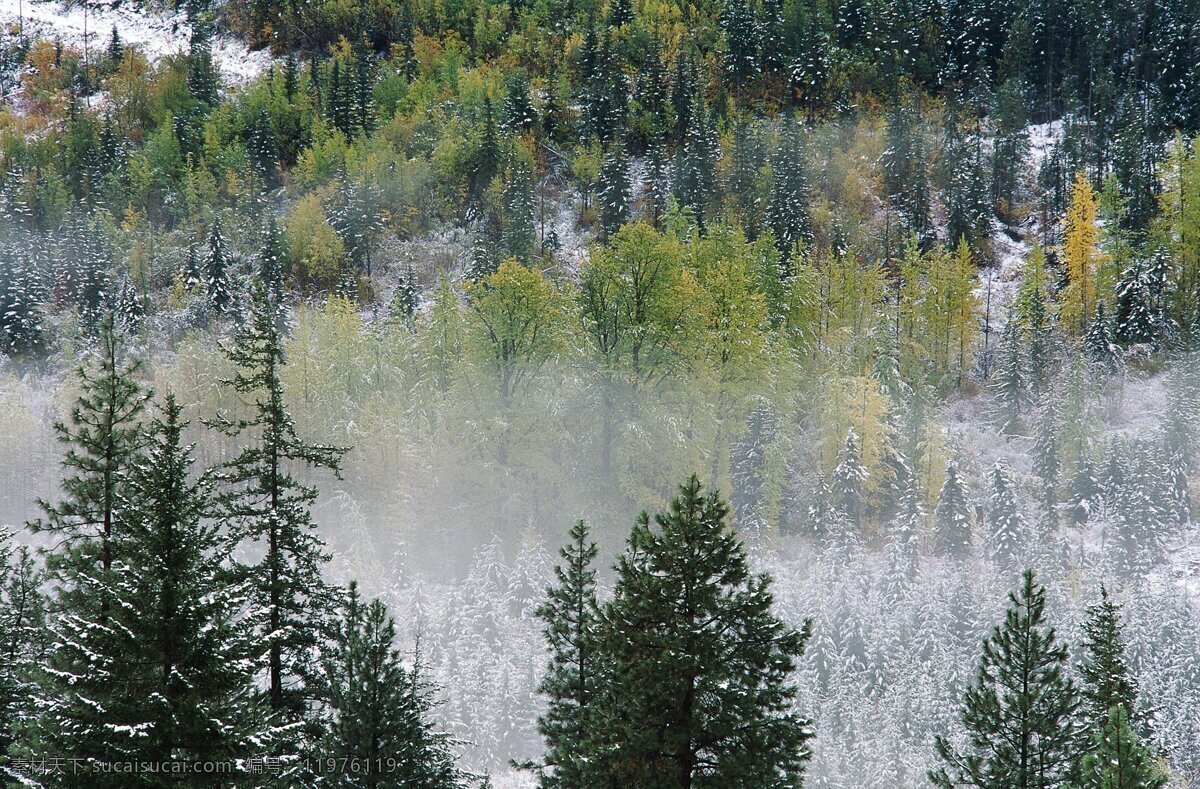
212, 284, 347, 720
931, 570, 1080, 789
36, 394, 282, 779
986, 462, 1025, 568
833, 427, 869, 529
0, 528, 46, 759
186, 25, 219, 107
882, 94, 932, 244
318, 583, 464, 788
1078, 587, 1140, 734
502, 159, 536, 262
1077, 705, 1167, 789
721, 0, 758, 89
534, 520, 601, 788
503, 71, 537, 133
989, 322, 1030, 435
204, 216, 231, 313
28, 315, 147, 614
1030, 389, 1062, 525
933, 460, 972, 557
260, 216, 287, 303
1114, 258, 1157, 344
991, 79, 1029, 220
674, 95, 718, 230
1083, 303, 1122, 377
592, 476, 814, 785
764, 121, 812, 267
597, 145, 630, 237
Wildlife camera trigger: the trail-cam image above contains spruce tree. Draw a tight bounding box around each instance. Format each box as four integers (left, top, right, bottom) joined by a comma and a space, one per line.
204, 216, 231, 313
931, 570, 1080, 789
1078, 587, 1140, 734
933, 460, 972, 557
502, 159, 536, 263
597, 145, 629, 237
1077, 705, 1166, 789
318, 583, 463, 788
0, 528, 46, 759
534, 520, 601, 788
29, 315, 147, 616
989, 321, 1030, 435
764, 121, 813, 267
503, 71, 536, 133
833, 427, 869, 529
212, 284, 347, 720
1083, 302, 1121, 377
48, 394, 279, 778
593, 476, 814, 785
986, 462, 1025, 568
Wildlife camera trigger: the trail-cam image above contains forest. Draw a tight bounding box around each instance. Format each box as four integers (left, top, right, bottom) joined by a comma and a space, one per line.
0, 0, 1199, 785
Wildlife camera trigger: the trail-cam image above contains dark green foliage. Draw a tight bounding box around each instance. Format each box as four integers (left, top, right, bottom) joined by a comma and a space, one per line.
882, 94, 932, 245
1077, 705, 1166, 789
765, 121, 812, 266
986, 462, 1025, 568
832, 428, 868, 529
588, 476, 814, 785
0, 529, 46, 759
534, 520, 601, 788
204, 216, 232, 313
29, 316, 147, 596
1083, 303, 1122, 376
1078, 587, 1140, 734
502, 159, 536, 262
503, 71, 537, 133
989, 322, 1029, 435
212, 284, 347, 719
597, 145, 629, 236
318, 583, 464, 788
932, 461, 972, 557
931, 570, 1080, 789
25, 395, 281, 782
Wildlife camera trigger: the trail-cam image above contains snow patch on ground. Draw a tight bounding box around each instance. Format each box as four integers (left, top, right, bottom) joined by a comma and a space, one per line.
0, 0, 270, 84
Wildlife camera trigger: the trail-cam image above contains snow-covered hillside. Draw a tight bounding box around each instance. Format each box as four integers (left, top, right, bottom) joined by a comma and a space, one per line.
0, 0, 270, 82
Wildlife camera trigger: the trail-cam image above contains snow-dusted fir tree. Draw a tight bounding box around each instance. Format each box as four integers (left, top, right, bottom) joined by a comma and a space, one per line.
204, 216, 232, 314
1079, 587, 1141, 735
938, 98, 990, 249
1114, 258, 1158, 344
833, 427, 869, 529
0, 528, 46, 758
502, 70, 536, 132
28, 315, 147, 610
1083, 302, 1122, 377
729, 401, 778, 538
502, 159, 536, 263
986, 462, 1025, 569
318, 583, 464, 787
1030, 389, 1063, 527
1110, 441, 1173, 576
931, 570, 1080, 789
989, 322, 1030, 435
0, 248, 44, 355
259, 216, 287, 304
720, 0, 758, 88
1077, 705, 1167, 789
211, 284, 347, 721
764, 120, 812, 266
597, 145, 630, 237
32, 396, 283, 774
881, 93, 932, 244
932, 460, 972, 557
534, 520, 601, 788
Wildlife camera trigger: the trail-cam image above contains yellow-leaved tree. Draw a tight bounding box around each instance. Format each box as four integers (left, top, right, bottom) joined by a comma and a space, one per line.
1060, 172, 1101, 334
